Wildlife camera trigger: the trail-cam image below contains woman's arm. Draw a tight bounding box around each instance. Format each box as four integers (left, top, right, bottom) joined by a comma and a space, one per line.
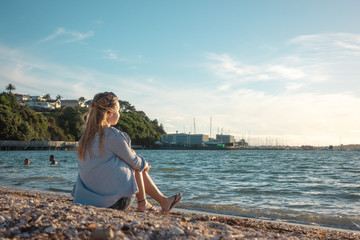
107, 135, 147, 171
131, 148, 151, 172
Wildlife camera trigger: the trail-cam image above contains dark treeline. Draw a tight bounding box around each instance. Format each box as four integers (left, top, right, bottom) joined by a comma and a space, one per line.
0, 93, 166, 147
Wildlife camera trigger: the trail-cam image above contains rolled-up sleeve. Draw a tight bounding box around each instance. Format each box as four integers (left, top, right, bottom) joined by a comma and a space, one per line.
106, 131, 146, 172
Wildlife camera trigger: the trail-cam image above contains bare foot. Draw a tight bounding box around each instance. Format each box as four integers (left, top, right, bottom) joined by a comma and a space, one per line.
161, 193, 182, 212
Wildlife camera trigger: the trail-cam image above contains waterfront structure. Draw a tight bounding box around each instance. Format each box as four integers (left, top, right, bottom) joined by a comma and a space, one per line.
216, 134, 234, 144
0, 140, 78, 150
161, 133, 209, 147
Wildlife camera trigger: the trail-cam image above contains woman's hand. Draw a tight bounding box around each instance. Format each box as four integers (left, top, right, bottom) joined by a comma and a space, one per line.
144, 161, 151, 172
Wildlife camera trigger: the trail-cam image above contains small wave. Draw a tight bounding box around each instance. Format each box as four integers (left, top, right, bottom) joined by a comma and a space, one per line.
158, 167, 185, 172
47, 187, 71, 193
179, 202, 360, 231
24, 176, 58, 181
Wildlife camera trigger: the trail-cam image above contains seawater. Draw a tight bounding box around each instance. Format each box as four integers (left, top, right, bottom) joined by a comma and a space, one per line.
0, 149, 359, 231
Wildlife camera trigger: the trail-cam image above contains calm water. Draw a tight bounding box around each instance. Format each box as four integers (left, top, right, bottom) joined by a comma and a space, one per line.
0, 149, 359, 230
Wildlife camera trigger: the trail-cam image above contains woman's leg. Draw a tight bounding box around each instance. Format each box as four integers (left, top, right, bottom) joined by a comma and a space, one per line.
134, 170, 146, 203
134, 170, 182, 211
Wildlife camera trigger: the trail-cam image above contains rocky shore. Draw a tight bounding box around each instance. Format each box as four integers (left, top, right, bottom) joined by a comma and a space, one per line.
1, 187, 359, 239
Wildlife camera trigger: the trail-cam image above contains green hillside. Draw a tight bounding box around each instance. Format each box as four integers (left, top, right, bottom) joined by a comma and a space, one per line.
0, 93, 165, 147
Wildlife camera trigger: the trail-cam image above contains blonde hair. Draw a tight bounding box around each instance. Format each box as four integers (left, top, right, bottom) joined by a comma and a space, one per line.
77, 92, 118, 161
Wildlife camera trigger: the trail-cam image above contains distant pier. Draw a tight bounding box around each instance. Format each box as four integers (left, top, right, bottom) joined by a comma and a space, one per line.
0, 140, 78, 151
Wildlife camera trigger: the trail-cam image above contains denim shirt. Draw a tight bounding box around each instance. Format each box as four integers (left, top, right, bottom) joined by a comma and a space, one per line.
72, 127, 146, 208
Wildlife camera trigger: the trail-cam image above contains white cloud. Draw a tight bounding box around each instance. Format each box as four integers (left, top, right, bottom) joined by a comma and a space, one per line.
103, 49, 119, 60
206, 53, 306, 85
206, 53, 259, 81
102, 49, 135, 64
289, 33, 360, 56
38, 27, 94, 44
206, 32, 360, 97
218, 84, 230, 91
285, 83, 303, 90
267, 65, 306, 80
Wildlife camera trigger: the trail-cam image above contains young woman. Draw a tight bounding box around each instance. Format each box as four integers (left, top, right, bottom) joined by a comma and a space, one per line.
72, 92, 182, 212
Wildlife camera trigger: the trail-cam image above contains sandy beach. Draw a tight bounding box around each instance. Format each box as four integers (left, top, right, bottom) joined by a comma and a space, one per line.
0, 186, 359, 240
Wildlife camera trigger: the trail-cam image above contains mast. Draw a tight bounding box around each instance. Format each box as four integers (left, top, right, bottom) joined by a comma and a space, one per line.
193, 117, 196, 134
210, 117, 212, 138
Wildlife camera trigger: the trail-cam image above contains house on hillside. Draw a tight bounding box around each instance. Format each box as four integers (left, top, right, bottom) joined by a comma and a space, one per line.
61, 99, 87, 108
14, 93, 30, 102
47, 99, 61, 109
29, 95, 45, 101
25, 100, 61, 110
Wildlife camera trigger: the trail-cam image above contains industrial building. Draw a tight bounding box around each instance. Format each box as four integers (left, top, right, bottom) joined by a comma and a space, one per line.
161, 133, 209, 147
216, 134, 235, 144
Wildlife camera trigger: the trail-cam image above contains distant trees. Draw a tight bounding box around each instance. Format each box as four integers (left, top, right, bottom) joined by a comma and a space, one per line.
43, 94, 52, 101
0, 93, 83, 141
5, 84, 15, 94
0, 93, 48, 140
55, 107, 84, 141
119, 100, 136, 113
0, 92, 166, 145
116, 100, 165, 147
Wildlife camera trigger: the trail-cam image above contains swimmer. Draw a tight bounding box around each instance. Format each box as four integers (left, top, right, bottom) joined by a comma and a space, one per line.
49, 155, 58, 165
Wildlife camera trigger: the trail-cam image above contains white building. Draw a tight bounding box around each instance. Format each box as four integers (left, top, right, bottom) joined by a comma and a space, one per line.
216, 134, 235, 144
25, 100, 60, 110
14, 93, 30, 102
61, 100, 87, 108
29, 95, 45, 101
161, 133, 209, 146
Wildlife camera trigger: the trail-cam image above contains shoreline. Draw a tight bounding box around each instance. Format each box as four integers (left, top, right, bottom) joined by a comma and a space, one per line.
1, 186, 359, 239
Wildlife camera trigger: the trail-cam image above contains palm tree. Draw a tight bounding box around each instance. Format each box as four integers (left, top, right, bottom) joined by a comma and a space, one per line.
56, 95, 62, 100
5, 84, 16, 94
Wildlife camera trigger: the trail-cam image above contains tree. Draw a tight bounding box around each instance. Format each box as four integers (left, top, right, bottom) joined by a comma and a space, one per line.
0, 93, 49, 140
43, 94, 52, 101
5, 84, 16, 94
56, 95, 62, 100
56, 107, 84, 141
119, 100, 136, 113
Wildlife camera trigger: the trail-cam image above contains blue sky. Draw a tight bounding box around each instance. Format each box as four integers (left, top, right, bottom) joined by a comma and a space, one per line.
1, 1, 360, 145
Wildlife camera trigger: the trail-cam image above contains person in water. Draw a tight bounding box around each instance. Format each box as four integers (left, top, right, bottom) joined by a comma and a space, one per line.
24, 158, 30, 165
49, 155, 58, 165
72, 92, 182, 212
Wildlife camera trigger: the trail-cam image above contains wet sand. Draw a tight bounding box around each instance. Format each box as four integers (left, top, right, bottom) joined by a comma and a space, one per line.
0, 186, 359, 239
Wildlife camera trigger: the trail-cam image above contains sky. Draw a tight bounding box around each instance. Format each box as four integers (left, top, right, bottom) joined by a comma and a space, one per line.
1, 1, 360, 146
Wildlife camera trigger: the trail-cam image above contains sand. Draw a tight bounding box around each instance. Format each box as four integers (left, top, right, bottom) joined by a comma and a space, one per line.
0, 186, 359, 239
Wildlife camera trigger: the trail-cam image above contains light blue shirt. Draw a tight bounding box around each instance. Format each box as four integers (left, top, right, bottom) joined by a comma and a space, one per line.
72, 127, 146, 208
